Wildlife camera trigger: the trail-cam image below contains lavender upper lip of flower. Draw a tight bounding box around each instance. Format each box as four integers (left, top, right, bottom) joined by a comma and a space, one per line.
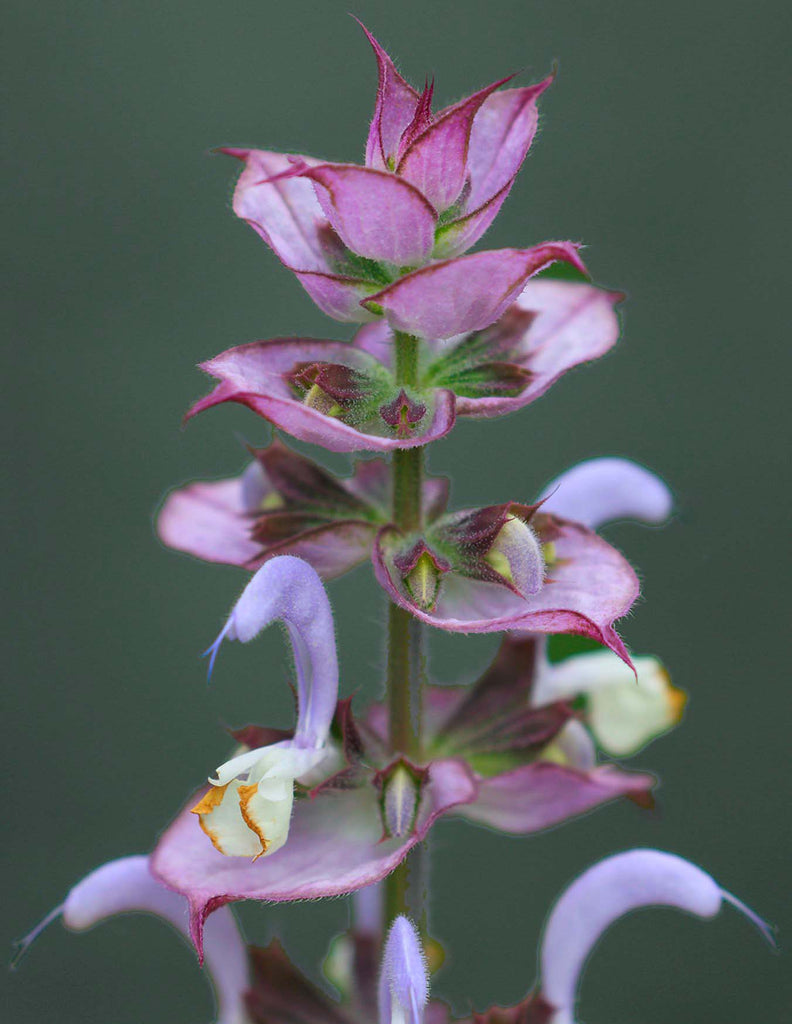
191, 556, 340, 862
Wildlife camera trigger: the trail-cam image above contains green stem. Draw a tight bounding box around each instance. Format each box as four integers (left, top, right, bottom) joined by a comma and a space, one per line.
384, 332, 428, 924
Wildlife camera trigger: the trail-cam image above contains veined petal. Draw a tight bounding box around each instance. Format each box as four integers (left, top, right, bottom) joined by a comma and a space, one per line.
456, 761, 653, 834
539, 458, 673, 530
209, 557, 337, 749
539, 849, 774, 1024
364, 245, 587, 341
533, 651, 685, 756
396, 75, 514, 212
448, 281, 622, 416
465, 77, 553, 211
57, 856, 249, 1021
152, 759, 478, 956
303, 164, 437, 265
188, 339, 456, 453
373, 514, 639, 666
378, 917, 428, 1024
358, 22, 421, 170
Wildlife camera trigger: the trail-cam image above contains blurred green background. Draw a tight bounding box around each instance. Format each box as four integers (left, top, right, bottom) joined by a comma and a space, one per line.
5, 1, 790, 1020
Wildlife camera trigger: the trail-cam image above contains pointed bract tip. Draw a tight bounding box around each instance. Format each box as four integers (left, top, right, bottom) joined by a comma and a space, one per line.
215, 146, 251, 161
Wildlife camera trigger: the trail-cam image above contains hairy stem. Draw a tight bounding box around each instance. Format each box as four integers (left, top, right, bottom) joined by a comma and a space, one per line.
384, 331, 428, 925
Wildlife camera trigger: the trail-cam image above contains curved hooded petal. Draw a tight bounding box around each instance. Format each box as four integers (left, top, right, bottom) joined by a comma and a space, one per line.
538, 849, 774, 1024
151, 758, 478, 956
207, 557, 337, 748
364, 245, 587, 341
448, 281, 623, 416
51, 856, 248, 1022
396, 75, 513, 212
223, 148, 381, 322
359, 22, 421, 171
539, 458, 673, 530
300, 163, 438, 265
531, 650, 686, 757
373, 514, 639, 665
187, 339, 456, 453
454, 761, 653, 834
378, 917, 428, 1024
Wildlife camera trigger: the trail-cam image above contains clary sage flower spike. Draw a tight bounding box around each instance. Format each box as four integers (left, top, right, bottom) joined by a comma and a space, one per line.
20, 17, 775, 1024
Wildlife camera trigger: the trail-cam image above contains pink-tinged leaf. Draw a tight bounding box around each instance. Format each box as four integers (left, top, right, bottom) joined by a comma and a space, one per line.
372, 514, 639, 666
539, 457, 673, 530
186, 339, 457, 453
150, 760, 478, 957
364, 245, 587, 340
465, 77, 553, 210
302, 164, 437, 265
397, 76, 513, 212
451, 280, 622, 416
456, 761, 654, 833
157, 476, 268, 569
296, 272, 382, 323
357, 22, 420, 170
224, 148, 327, 269
223, 148, 381, 322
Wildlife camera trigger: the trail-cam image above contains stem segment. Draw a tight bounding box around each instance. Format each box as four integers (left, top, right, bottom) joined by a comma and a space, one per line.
384, 332, 428, 925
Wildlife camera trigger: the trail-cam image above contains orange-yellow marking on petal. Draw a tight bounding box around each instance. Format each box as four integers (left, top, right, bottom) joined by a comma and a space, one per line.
666, 677, 688, 722
191, 784, 229, 816
191, 784, 230, 853
238, 783, 270, 861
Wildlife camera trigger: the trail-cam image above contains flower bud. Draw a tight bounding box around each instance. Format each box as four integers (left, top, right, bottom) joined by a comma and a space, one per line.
382, 764, 419, 838
484, 514, 544, 597
404, 551, 443, 610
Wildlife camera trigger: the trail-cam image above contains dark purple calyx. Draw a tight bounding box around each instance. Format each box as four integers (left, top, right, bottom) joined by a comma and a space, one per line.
245, 940, 355, 1024
466, 994, 555, 1024
431, 502, 544, 596
288, 361, 376, 418
379, 388, 428, 437
432, 636, 573, 769
253, 439, 369, 515
308, 698, 371, 797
